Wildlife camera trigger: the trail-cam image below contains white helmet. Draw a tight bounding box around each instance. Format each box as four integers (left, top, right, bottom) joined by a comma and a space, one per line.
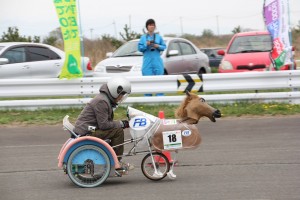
107, 77, 131, 102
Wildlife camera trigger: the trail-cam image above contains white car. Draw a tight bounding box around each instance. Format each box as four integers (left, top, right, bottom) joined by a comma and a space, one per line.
93, 37, 210, 77
0, 42, 93, 78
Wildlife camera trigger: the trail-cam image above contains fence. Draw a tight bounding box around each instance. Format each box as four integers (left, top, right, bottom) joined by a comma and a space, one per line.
0, 70, 300, 110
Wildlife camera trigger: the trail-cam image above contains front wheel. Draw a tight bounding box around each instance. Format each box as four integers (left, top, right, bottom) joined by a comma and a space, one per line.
141, 152, 170, 181
66, 145, 111, 188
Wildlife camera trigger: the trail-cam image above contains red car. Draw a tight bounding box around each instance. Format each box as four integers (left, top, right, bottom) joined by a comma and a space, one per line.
218, 31, 296, 73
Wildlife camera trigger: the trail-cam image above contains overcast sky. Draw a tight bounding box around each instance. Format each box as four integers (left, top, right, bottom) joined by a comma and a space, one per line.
0, 0, 299, 39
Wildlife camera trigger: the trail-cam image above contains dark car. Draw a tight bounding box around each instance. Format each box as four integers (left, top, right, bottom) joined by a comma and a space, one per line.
200, 47, 225, 68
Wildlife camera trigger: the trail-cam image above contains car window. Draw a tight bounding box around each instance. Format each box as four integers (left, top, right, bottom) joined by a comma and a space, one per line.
48, 49, 61, 59
1, 47, 26, 63
28, 46, 54, 61
179, 42, 196, 55
228, 35, 272, 53
168, 42, 181, 56
113, 41, 142, 57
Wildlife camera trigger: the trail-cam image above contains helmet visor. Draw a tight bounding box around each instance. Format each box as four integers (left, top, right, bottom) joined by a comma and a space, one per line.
117, 93, 129, 103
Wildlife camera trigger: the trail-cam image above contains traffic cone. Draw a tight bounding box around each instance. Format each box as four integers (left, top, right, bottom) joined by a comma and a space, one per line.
157, 110, 174, 164
158, 110, 165, 119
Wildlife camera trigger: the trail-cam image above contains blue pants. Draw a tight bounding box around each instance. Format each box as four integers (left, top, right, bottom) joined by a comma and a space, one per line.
142, 67, 164, 96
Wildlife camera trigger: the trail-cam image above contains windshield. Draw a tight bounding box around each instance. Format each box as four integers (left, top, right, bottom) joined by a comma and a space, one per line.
0, 46, 4, 51
113, 41, 143, 57
228, 35, 272, 54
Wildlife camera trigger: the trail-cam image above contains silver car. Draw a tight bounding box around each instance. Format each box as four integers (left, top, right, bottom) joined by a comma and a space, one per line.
93, 37, 210, 77
0, 42, 93, 78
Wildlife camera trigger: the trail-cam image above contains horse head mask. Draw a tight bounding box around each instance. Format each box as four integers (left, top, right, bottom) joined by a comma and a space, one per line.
175, 91, 221, 124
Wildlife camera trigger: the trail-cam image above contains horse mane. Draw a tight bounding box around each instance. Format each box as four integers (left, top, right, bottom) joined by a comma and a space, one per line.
175, 92, 199, 119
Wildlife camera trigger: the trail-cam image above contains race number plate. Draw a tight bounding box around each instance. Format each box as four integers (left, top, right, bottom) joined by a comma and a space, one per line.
162, 130, 182, 150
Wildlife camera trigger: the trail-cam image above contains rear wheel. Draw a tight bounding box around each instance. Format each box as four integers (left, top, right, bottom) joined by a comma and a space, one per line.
198, 68, 206, 74
163, 69, 168, 75
66, 145, 111, 188
141, 152, 170, 181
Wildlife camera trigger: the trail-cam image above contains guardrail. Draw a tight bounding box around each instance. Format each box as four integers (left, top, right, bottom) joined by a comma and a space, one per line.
296, 60, 300, 70
1, 71, 300, 98
0, 70, 300, 110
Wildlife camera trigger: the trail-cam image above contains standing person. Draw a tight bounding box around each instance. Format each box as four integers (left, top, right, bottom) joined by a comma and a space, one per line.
74, 76, 133, 171
138, 18, 166, 96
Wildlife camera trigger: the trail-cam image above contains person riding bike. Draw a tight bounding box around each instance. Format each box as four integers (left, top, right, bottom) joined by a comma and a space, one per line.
74, 76, 133, 171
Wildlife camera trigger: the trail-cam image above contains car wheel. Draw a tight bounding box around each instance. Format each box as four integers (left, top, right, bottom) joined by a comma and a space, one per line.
163, 69, 168, 75
198, 68, 206, 74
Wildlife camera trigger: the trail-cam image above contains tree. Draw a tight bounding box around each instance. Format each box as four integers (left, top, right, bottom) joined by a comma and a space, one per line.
0, 27, 40, 42
119, 24, 142, 41
43, 27, 62, 46
101, 34, 123, 48
202, 29, 214, 37
293, 21, 300, 33
43, 36, 59, 46
232, 25, 242, 34
164, 34, 177, 37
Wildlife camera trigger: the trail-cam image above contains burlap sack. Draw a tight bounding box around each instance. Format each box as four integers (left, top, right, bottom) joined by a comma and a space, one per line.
151, 120, 201, 151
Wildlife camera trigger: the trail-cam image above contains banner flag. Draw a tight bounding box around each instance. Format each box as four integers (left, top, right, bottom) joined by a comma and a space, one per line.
53, 0, 82, 79
263, 0, 293, 70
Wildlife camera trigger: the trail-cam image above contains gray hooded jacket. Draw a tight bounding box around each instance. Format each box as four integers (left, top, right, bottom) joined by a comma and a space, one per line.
74, 84, 122, 135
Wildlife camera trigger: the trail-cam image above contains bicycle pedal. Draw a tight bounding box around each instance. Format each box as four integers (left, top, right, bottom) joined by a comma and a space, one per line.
115, 168, 128, 176
115, 170, 122, 177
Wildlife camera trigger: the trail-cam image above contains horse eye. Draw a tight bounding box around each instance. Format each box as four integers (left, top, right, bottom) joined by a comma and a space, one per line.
200, 98, 205, 102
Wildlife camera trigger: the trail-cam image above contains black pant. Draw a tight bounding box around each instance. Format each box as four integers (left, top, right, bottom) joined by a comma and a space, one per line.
92, 128, 124, 160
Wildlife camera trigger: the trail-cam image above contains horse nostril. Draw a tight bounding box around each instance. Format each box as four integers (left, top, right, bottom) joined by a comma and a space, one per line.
214, 109, 222, 118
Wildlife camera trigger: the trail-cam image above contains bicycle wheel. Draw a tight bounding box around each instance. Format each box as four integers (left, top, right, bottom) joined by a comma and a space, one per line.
141, 152, 170, 181
66, 145, 111, 188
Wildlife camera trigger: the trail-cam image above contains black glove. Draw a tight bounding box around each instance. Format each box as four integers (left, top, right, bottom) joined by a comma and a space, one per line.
121, 120, 129, 129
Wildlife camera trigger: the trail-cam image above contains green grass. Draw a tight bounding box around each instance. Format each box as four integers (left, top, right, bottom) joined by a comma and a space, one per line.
1, 102, 300, 126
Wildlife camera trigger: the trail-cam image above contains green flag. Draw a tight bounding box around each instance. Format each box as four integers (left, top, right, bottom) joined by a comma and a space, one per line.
53, 0, 82, 79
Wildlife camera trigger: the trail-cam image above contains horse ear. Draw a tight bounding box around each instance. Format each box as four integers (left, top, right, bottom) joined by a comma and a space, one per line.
185, 90, 191, 96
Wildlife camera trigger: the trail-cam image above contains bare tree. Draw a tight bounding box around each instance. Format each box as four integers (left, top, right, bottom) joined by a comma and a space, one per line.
232, 25, 242, 34
119, 24, 142, 41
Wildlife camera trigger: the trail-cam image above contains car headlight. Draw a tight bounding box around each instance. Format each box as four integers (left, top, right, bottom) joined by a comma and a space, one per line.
220, 60, 233, 70
131, 65, 141, 72
94, 65, 106, 73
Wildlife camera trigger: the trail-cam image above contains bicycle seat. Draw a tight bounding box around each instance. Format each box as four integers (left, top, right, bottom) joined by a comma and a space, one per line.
63, 115, 112, 143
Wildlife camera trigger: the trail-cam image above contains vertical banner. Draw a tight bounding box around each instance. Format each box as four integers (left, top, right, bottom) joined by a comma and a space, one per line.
263, 0, 293, 70
54, 0, 82, 79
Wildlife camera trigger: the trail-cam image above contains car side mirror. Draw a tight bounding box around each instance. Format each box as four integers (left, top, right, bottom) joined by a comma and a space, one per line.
106, 52, 113, 58
0, 58, 9, 65
167, 50, 179, 57
217, 49, 225, 56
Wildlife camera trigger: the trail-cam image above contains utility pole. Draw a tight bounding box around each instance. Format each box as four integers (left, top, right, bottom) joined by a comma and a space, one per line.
216, 15, 220, 35
90, 28, 93, 40
129, 15, 131, 32
113, 20, 117, 39
77, 0, 86, 75
180, 17, 183, 36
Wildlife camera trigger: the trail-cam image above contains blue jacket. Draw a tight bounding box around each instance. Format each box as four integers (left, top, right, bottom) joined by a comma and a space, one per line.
138, 33, 166, 75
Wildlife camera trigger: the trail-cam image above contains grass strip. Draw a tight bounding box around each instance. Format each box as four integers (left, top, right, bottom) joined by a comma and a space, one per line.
1, 102, 300, 126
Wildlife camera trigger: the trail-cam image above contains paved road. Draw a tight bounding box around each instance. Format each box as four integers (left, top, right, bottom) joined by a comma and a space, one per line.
0, 116, 299, 200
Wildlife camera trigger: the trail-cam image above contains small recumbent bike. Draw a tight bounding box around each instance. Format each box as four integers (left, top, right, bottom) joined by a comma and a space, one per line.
58, 106, 213, 188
